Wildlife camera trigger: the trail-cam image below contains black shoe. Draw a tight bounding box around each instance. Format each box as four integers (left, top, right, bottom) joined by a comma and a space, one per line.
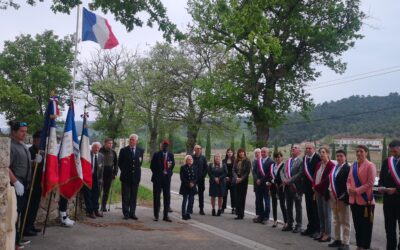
168, 208, 173, 213
129, 215, 138, 220
163, 217, 172, 222
234, 216, 243, 220
217, 209, 222, 216
282, 226, 292, 232
199, 209, 205, 215
231, 208, 236, 214
101, 207, 108, 212
338, 244, 349, 250
23, 229, 37, 237
123, 215, 129, 220
153, 217, 159, 221
186, 214, 191, 220
328, 240, 342, 247
301, 229, 311, 236
212, 209, 216, 216
292, 227, 300, 233
182, 215, 189, 220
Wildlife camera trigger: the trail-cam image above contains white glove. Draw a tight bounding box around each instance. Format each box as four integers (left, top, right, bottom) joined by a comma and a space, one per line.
14, 180, 24, 196
34, 154, 43, 163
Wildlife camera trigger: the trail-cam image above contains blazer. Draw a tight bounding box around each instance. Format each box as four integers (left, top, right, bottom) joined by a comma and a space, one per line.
192, 154, 208, 180
346, 160, 376, 205
286, 156, 304, 193
118, 146, 144, 185
233, 158, 251, 183
179, 164, 198, 195
313, 160, 335, 199
331, 162, 350, 202
91, 152, 104, 189
150, 150, 175, 183
303, 153, 321, 183
252, 157, 274, 186
379, 157, 400, 195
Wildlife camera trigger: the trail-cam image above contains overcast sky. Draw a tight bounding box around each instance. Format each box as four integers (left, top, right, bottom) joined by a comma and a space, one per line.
1, 0, 399, 126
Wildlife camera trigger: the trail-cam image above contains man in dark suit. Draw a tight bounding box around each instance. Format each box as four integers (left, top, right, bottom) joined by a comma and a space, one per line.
301, 143, 321, 238
378, 140, 400, 250
283, 144, 304, 233
191, 144, 208, 215
118, 134, 144, 220
151, 139, 175, 222
100, 138, 118, 212
252, 147, 274, 224
83, 142, 104, 218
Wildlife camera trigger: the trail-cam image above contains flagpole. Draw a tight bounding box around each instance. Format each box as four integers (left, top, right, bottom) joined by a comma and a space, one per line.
72, 4, 81, 101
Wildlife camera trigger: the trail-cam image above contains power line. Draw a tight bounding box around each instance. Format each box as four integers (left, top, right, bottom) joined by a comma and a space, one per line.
306, 68, 400, 90
282, 106, 398, 126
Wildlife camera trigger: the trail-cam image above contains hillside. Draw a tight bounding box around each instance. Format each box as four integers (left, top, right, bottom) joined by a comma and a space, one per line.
269, 92, 400, 145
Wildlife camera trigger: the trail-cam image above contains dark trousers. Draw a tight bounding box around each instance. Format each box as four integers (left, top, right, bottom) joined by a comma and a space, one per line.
16, 189, 28, 244
191, 178, 205, 210
235, 181, 248, 218
383, 194, 400, 250
101, 166, 114, 210
25, 165, 43, 231
182, 193, 195, 216
222, 181, 236, 209
304, 181, 319, 233
285, 188, 302, 228
255, 184, 270, 220
83, 175, 99, 213
59, 196, 68, 212
121, 182, 139, 217
351, 203, 374, 249
153, 176, 171, 219
271, 185, 287, 223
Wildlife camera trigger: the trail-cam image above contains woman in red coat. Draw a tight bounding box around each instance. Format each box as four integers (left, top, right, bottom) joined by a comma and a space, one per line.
313, 146, 335, 242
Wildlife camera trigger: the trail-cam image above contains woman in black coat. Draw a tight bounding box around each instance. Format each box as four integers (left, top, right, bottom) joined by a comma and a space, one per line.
233, 148, 252, 220
208, 153, 228, 216
179, 155, 197, 220
222, 148, 236, 214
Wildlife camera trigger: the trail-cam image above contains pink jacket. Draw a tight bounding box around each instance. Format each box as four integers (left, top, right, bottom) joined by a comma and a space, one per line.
346, 160, 376, 205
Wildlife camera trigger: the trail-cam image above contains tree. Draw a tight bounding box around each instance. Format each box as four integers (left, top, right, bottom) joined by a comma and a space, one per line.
273, 143, 279, 156
80, 47, 134, 142
206, 130, 211, 161
188, 0, 365, 146
381, 137, 387, 163
344, 144, 348, 156
230, 136, 235, 152
0, 30, 74, 131
240, 133, 246, 151
2, 0, 184, 42
367, 146, 371, 161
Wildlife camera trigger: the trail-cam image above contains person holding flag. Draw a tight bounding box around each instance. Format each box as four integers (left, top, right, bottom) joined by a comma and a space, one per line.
378, 140, 400, 250
347, 145, 376, 250
328, 150, 351, 250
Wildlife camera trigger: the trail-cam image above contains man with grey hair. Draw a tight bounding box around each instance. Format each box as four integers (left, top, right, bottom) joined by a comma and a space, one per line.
83, 142, 104, 218
118, 134, 144, 220
282, 144, 304, 233
191, 144, 208, 215
99, 138, 118, 212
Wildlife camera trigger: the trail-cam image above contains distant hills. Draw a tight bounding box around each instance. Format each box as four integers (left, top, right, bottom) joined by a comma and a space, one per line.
269, 92, 400, 145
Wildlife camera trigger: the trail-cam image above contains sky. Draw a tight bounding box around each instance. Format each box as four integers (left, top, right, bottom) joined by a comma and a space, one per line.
0, 0, 399, 126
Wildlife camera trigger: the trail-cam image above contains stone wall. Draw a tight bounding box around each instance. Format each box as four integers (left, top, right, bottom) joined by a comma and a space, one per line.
0, 137, 11, 249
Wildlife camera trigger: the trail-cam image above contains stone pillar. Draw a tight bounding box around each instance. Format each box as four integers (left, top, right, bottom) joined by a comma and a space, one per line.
0, 137, 11, 249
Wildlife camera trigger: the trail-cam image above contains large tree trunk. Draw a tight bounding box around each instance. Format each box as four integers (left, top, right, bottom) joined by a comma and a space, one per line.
186, 126, 200, 155
148, 128, 158, 157
253, 119, 270, 148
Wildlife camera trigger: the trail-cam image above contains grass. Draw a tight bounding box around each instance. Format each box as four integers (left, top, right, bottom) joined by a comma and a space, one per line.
109, 179, 153, 204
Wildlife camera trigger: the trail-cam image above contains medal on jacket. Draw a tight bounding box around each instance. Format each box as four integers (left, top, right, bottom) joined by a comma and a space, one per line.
388, 156, 400, 188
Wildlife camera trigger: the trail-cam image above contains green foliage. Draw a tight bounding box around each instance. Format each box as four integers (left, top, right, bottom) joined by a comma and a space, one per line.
271, 93, 400, 145
273, 143, 279, 156
206, 130, 211, 161
188, 0, 365, 145
382, 137, 387, 163
0, 31, 74, 132
4, 0, 184, 42
110, 180, 152, 204
240, 133, 246, 151
230, 136, 235, 152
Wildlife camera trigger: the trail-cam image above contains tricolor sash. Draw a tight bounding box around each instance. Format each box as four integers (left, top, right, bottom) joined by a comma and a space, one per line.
388, 156, 400, 188
329, 164, 341, 200
258, 158, 265, 177
286, 158, 293, 179
352, 161, 369, 203
304, 156, 313, 182
270, 163, 276, 179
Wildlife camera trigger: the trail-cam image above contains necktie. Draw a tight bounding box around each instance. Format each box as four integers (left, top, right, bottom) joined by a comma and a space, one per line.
131, 147, 135, 157
164, 153, 167, 172
307, 157, 311, 164
93, 154, 98, 174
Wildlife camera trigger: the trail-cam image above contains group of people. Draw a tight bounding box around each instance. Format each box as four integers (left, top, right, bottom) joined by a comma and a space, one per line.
6, 120, 400, 250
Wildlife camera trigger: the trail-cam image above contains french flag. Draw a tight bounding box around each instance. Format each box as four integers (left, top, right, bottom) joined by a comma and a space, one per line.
80, 112, 92, 189
40, 96, 60, 197
82, 7, 119, 49
58, 101, 83, 199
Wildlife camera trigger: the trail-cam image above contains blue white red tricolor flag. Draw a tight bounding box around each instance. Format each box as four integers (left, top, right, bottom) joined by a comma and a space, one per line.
82, 7, 119, 49
80, 111, 92, 189
58, 100, 83, 199
40, 96, 60, 197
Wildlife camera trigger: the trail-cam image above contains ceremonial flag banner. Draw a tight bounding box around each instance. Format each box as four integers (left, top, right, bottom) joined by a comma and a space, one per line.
59, 101, 83, 199
40, 97, 60, 197
82, 7, 119, 49
80, 112, 92, 188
